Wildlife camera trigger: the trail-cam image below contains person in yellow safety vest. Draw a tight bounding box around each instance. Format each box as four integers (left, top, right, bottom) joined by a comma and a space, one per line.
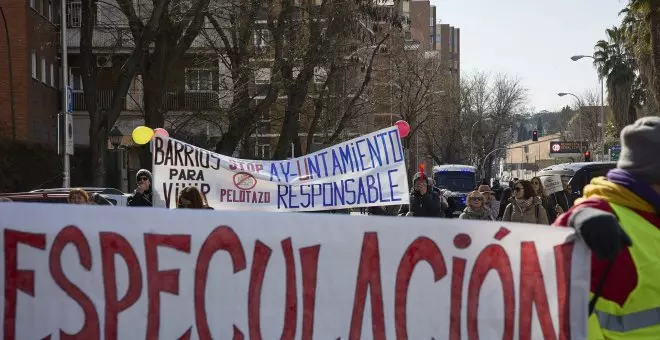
553, 116, 660, 339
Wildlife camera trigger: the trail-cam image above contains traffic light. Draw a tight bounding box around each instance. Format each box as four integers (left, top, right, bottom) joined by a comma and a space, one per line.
584, 151, 591, 162
532, 130, 538, 141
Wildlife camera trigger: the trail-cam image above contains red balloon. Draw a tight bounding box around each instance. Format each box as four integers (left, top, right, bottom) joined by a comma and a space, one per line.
153, 128, 169, 138
395, 120, 410, 138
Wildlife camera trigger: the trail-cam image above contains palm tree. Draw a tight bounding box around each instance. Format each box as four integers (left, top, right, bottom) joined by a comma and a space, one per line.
594, 26, 637, 131
625, 0, 660, 109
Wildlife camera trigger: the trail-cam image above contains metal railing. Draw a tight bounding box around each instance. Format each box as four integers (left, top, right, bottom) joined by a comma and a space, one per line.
71, 90, 220, 112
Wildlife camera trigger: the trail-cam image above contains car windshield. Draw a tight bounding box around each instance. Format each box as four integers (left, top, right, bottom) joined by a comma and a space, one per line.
435, 172, 475, 192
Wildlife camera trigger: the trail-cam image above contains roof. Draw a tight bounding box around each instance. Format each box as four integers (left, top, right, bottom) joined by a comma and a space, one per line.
538, 162, 616, 176
433, 164, 476, 172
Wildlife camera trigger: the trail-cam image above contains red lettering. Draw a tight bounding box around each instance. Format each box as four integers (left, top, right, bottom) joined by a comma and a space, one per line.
100, 232, 143, 340
144, 234, 191, 340
395, 237, 447, 340
299, 245, 321, 340
467, 244, 515, 340
450, 257, 467, 340
554, 243, 574, 340
4, 229, 46, 340
519, 242, 557, 340
349, 232, 385, 340
194, 226, 246, 340
248, 239, 297, 340
49, 226, 99, 339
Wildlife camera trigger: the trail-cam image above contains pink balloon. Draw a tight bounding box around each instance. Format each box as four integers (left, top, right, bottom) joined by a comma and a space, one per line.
153, 128, 169, 138
395, 120, 410, 138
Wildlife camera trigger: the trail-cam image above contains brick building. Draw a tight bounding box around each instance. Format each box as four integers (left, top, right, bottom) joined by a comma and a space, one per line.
0, 0, 60, 144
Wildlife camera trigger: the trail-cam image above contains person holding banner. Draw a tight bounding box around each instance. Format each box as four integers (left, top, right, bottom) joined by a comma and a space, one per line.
127, 169, 153, 207
554, 116, 660, 339
531, 176, 559, 222
398, 172, 443, 217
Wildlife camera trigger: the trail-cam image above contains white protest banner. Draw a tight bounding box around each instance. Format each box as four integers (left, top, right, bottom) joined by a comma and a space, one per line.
1, 203, 589, 339
541, 175, 564, 195
152, 126, 410, 211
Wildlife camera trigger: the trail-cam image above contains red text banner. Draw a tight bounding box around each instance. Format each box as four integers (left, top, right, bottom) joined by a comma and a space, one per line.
0, 203, 589, 339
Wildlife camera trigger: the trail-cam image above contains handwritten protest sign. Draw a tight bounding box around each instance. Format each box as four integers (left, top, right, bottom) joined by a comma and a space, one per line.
152, 127, 410, 211
0, 203, 589, 339
541, 175, 564, 195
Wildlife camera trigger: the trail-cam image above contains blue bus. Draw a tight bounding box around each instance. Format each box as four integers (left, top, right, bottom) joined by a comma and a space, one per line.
433, 164, 477, 217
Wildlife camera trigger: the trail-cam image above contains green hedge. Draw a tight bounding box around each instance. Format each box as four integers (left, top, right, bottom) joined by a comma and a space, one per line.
0, 139, 91, 193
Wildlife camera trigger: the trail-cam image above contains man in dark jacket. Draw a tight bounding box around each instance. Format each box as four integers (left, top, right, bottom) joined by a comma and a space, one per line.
398, 172, 442, 217
127, 169, 153, 207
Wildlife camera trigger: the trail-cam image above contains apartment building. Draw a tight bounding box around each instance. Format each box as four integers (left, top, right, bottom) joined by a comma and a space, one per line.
438, 23, 460, 83
0, 0, 61, 144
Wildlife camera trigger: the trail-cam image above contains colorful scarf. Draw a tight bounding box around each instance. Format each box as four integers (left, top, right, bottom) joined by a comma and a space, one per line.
576, 176, 655, 213
515, 197, 534, 213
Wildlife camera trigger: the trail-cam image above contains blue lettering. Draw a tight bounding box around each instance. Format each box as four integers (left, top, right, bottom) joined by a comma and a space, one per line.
388, 169, 402, 202
307, 156, 321, 180
279, 162, 292, 182
366, 137, 383, 168
331, 149, 345, 176
277, 185, 289, 208
333, 181, 345, 205
366, 175, 378, 203
322, 183, 334, 207
355, 139, 370, 171
311, 184, 323, 207
388, 130, 404, 163
356, 177, 367, 203
377, 173, 390, 202
350, 143, 361, 171
344, 179, 356, 204
300, 185, 312, 208
288, 184, 299, 208
339, 145, 355, 173
318, 151, 330, 177
270, 163, 281, 182
376, 132, 391, 165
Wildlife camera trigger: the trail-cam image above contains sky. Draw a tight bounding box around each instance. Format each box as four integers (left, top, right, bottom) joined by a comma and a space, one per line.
430, 0, 629, 112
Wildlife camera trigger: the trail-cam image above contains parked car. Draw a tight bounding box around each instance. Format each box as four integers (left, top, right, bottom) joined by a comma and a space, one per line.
0, 187, 130, 206
537, 162, 617, 198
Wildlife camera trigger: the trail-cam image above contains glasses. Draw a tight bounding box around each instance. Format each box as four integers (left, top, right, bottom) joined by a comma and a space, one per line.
532, 181, 540, 185
469, 197, 482, 202
514, 187, 524, 192
137, 177, 149, 182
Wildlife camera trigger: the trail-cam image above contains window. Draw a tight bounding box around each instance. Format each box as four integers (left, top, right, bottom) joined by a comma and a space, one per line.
254, 68, 271, 84
67, 0, 82, 27
47, 0, 52, 21
69, 67, 83, 90
31, 52, 37, 79
30, 0, 35, 9
50, 63, 55, 87
41, 57, 46, 82
313, 67, 327, 84
185, 68, 213, 91
254, 29, 271, 47
41, 0, 50, 19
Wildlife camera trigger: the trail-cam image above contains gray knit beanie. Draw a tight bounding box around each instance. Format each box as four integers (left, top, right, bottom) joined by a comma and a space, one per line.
617, 116, 660, 184
136, 169, 152, 182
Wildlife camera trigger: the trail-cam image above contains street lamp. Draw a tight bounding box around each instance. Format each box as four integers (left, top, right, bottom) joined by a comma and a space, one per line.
109, 126, 123, 149
108, 126, 125, 190
571, 54, 606, 161
558, 92, 584, 154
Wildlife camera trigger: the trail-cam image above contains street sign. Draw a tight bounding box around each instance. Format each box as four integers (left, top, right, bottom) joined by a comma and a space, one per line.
66, 86, 73, 113
549, 141, 589, 158
610, 145, 621, 161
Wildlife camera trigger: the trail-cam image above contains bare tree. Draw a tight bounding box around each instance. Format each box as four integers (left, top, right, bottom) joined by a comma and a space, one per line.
79, 0, 171, 185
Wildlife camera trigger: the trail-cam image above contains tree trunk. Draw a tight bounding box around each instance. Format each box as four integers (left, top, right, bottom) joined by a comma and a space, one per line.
273, 91, 306, 159
138, 79, 167, 169
89, 124, 107, 186
648, 6, 660, 109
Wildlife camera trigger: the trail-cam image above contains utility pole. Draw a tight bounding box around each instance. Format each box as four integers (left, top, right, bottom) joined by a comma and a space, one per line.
61, 0, 70, 188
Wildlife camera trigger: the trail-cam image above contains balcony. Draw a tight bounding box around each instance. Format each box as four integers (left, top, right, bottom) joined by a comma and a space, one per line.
71, 90, 221, 112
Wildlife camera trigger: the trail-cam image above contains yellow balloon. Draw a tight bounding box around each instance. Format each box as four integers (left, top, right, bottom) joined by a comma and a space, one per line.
132, 126, 154, 145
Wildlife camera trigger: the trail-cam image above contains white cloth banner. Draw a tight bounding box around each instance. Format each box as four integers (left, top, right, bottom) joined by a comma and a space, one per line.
0, 203, 590, 339
152, 127, 410, 211
541, 175, 564, 195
